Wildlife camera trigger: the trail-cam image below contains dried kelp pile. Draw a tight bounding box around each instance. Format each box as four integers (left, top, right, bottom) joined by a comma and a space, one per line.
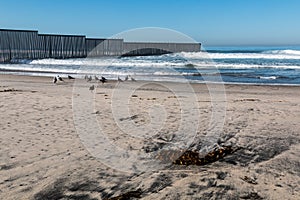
156, 146, 240, 166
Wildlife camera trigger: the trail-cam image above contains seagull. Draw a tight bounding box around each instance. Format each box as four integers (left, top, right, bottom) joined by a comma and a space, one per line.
89, 85, 95, 92
84, 75, 88, 80
100, 76, 107, 84
117, 76, 123, 82
68, 75, 75, 79
87, 76, 92, 82
130, 76, 136, 81
124, 75, 129, 81
94, 75, 100, 81
53, 76, 57, 84
57, 75, 64, 82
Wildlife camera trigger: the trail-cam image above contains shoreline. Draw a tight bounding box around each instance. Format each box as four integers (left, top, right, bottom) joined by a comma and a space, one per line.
1, 73, 300, 87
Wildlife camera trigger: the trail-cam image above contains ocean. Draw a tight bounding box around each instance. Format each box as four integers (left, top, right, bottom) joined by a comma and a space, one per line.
1, 46, 300, 85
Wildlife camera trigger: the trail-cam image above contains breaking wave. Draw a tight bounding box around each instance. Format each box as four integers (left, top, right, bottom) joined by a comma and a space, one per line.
178, 49, 300, 60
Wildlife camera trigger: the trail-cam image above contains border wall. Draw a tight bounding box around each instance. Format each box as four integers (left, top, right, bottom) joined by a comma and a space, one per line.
0, 29, 40, 62
0, 29, 201, 63
86, 38, 123, 57
123, 42, 200, 56
38, 34, 86, 59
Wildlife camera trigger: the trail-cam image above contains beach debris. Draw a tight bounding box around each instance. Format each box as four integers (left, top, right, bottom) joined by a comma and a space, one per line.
92, 111, 100, 114
240, 190, 263, 200
157, 133, 175, 142
119, 114, 138, 121
216, 171, 228, 180
234, 98, 260, 102
68, 75, 75, 79
0, 88, 20, 92
147, 97, 156, 100
106, 188, 142, 200
240, 175, 258, 185
155, 146, 239, 166
100, 76, 107, 84
124, 75, 129, 81
89, 85, 95, 92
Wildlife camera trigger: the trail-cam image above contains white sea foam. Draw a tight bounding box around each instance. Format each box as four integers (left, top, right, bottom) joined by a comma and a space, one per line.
192, 62, 300, 69
178, 50, 300, 60
259, 76, 277, 80
29, 58, 185, 68
264, 50, 300, 55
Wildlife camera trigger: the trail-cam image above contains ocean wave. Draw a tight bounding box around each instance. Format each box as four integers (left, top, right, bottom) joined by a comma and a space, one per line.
29, 58, 186, 68
24, 49, 300, 69
29, 58, 115, 66
263, 49, 300, 55
153, 71, 203, 76
206, 50, 263, 53
178, 49, 300, 60
192, 62, 300, 69
0, 64, 81, 74
26, 59, 300, 70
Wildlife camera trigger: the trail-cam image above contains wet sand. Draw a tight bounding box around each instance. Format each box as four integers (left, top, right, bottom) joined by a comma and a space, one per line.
0, 74, 299, 199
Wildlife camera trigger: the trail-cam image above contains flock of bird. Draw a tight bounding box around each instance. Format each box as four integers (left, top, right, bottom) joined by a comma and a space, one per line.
53, 74, 136, 92
84, 75, 107, 84
53, 75, 75, 83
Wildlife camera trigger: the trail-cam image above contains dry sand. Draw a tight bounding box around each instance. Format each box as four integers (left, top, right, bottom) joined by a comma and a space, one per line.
0, 74, 299, 200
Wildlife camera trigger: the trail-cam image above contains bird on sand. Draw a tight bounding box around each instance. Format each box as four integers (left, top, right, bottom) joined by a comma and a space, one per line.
68, 75, 75, 79
87, 76, 92, 82
53, 76, 57, 84
53, 75, 64, 84
57, 75, 64, 82
124, 75, 129, 81
94, 75, 100, 81
89, 85, 95, 92
100, 76, 107, 84
130, 75, 136, 81
117, 76, 123, 82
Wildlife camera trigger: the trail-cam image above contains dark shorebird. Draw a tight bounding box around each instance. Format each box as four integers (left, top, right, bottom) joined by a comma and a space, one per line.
130, 76, 136, 81
89, 85, 95, 92
100, 76, 107, 84
68, 75, 75, 79
87, 76, 92, 82
53, 75, 64, 84
124, 75, 129, 81
53, 76, 57, 84
57, 75, 64, 82
94, 75, 100, 81
117, 76, 123, 82
84, 75, 88, 80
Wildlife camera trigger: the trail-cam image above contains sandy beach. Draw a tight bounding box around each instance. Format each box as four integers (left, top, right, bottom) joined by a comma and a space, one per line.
0, 74, 299, 200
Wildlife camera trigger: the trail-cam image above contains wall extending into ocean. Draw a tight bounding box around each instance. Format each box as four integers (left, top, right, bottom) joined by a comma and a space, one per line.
0, 29, 201, 63
122, 42, 200, 56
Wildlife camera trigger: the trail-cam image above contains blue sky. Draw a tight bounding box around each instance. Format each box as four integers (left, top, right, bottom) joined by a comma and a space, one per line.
0, 0, 299, 46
